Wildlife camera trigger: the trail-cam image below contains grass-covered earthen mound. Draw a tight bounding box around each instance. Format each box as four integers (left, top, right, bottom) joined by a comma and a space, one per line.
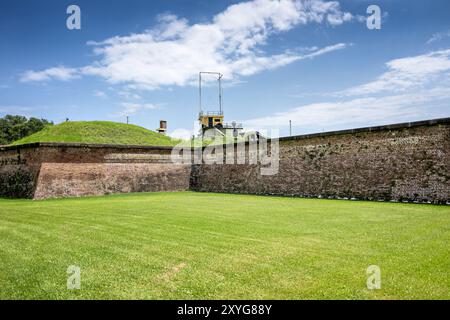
12, 121, 181, 146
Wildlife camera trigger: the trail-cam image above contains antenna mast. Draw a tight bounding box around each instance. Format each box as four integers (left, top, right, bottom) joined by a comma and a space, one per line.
199, 72, 223, 115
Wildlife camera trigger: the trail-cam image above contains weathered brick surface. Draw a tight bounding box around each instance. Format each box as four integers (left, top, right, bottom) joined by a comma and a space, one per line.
33, 162, 190, 200
1, 119, 449, 202
0, 147, 41, 198
0, 144, 191, 199
191, 120, 450, 204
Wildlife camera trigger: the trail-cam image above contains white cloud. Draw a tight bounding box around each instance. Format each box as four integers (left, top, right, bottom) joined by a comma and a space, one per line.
169, 128, 193, 140
341, 49, 450, 96
118, 90, 142, 100
427, 30, 450, 44
0, 105, 34, 113
226, 43, 347, 76
0, 105, 55, 118
20, 66, 80, 82
118, 102, 160, 116
301, 42, 348, 58
245, 86, 450, 132
22, 0, 352, 88
246, 49, 450, 133
93, 90, 107, 98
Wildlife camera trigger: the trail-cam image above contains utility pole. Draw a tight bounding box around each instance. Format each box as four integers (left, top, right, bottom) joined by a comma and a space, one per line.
289, 120, 292, 136
126, 116, 129, 124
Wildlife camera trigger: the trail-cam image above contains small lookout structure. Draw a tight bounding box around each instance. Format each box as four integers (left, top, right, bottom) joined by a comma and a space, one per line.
198, 72, 243, 139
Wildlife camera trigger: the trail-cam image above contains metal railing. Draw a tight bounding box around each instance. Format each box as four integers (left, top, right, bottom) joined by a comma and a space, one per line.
200, 111, 224, 116
222, 123, 243, 129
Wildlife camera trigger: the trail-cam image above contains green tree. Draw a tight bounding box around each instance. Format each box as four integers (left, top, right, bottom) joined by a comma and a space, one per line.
0, 115, 53, 145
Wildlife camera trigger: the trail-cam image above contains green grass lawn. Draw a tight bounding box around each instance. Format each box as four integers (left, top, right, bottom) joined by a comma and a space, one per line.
0, 192, 449, 300
11, 121, 181, 146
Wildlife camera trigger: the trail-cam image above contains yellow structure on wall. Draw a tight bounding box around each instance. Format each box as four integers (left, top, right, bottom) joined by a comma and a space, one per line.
198, 111, 224, 130
198, 72, 244, 138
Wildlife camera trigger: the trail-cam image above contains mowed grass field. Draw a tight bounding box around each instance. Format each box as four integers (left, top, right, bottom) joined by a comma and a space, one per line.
0, 192, 449, 300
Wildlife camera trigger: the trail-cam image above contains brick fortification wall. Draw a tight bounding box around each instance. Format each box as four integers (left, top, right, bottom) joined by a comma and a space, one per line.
191, 118, 450, 204
0, 144, 191, 199
0, 118, 449, 203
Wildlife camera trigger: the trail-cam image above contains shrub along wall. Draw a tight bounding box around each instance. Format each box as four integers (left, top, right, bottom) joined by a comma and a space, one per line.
0, 167, 35, 198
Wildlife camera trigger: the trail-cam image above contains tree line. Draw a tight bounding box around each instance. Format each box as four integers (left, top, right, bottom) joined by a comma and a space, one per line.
0, 115, 53, 145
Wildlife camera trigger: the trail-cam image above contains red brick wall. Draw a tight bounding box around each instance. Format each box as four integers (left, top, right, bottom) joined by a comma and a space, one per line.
191, 120, 450, 204
0, 144, 191, 199
1, 119, 449, 203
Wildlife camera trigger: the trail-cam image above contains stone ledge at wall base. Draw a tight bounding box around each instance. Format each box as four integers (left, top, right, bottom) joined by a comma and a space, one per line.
189, 190, 449, 205
0, 117, 449, 202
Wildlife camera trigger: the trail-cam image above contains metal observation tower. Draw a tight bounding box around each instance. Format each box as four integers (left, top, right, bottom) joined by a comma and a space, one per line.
197, 72, 243, 139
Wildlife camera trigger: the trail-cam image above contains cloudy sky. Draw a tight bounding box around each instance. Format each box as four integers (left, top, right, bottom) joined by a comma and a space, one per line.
1, 0, 450, 139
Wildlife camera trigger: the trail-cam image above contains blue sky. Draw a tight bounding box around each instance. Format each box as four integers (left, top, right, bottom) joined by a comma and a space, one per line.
1, 0, 450, 138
